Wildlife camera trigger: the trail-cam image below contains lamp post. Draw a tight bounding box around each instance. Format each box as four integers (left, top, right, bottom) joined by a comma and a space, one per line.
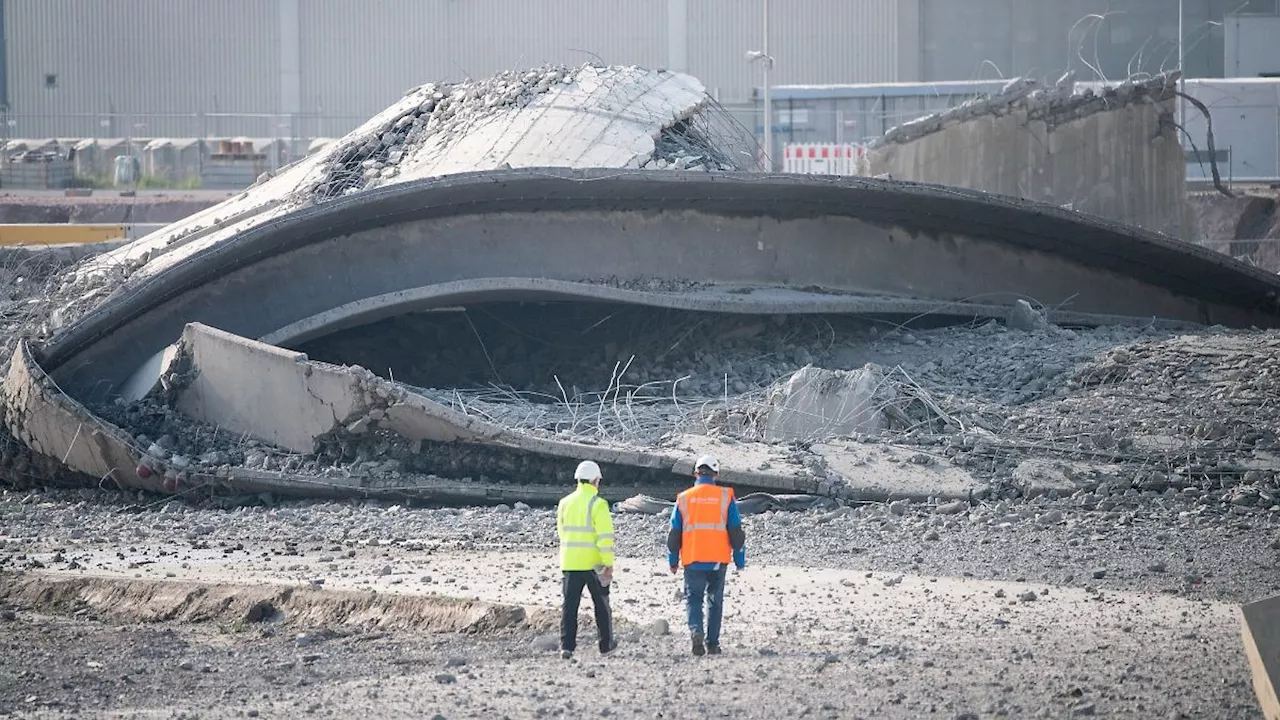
746, 0, 773, 170
1177, 0, 1184, 130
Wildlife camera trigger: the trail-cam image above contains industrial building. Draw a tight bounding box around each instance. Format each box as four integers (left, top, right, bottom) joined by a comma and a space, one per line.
3, 0, 1279, 140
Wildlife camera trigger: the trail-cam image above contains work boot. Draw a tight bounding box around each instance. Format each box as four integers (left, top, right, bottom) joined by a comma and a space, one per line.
691, 631, 706, 657
707, 642, 722, 655
560, 650, 573, 660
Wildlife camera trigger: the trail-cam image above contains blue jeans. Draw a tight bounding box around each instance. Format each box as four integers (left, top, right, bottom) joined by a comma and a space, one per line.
684, 566, 727, 644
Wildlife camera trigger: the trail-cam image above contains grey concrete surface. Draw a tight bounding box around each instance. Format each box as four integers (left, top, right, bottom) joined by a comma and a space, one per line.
257, 278, 1200, 349
0, 341, 151, 492
38, 170, 1280, 403
863, 73, 1193, 240
173, 324, 375, 454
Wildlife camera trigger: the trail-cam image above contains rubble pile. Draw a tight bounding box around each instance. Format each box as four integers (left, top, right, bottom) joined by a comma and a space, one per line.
68, 291, 1280, 510
309, 65, 583, 200
308, 63, 757, 202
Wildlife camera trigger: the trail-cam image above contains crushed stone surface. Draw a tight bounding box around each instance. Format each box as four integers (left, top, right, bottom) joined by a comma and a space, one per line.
0, 487, 1273, 718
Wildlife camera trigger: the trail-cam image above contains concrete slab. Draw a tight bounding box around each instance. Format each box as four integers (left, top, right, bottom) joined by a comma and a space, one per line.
665, 434, 811, 492
814, 442, 979, 501
0, 340, 152, 491
174, 324, 376, 454
1242, 594, 1280, 719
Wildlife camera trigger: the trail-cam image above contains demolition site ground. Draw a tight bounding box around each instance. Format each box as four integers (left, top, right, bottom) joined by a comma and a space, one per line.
3, 302, 1280, 718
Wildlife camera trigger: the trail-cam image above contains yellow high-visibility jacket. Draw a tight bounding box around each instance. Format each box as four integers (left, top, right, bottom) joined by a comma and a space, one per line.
557, 483, 615, 571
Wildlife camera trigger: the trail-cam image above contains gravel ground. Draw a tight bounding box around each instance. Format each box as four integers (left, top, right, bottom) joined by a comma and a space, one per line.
0, 487, 1276, 718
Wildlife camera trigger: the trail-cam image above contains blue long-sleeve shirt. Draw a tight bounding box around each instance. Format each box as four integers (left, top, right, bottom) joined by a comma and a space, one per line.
668, 477, 746, 570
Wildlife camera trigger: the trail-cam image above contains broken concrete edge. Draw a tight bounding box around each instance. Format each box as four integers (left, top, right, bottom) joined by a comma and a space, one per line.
1240, 594, 1280, 720
2, 340, 152, 492
40, 168, 1280, 386
220, 467, 682, 507
258, 277, 1204, 349
0, 571, 558, 636
868, 72, 1181, 151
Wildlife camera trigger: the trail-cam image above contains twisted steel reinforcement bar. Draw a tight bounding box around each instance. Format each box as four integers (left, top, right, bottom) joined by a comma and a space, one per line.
34, 168, 1280, 404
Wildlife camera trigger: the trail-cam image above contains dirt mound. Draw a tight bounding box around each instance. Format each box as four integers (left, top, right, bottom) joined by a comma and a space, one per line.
0, 572, 556, 634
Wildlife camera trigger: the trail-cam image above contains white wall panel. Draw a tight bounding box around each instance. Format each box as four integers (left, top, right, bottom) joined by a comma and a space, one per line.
298, 0, 669, 127
6, 0, 278, 137
3, 0, 916, 138
689, 0, 902, 103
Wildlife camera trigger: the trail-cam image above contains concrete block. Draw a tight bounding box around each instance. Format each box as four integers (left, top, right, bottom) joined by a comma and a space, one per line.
1, 341, 150, 490
763, 365, 887, 442
174, 323, 373, 453
1242, 594, 1280, 719
814, 443, 978, 501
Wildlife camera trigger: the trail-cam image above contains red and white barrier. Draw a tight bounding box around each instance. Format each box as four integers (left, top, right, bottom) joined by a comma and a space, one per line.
782, 143, 865, 176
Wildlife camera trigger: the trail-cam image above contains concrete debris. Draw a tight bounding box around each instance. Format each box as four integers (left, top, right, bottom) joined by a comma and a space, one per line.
36, 66, 756, 349
868, 72, 1180, 150
308, 64, 755, 202
11, 295, 1280, 512
760, 364, 891, 442
1007, 299, 1050, 333
861, 71, 1190, 240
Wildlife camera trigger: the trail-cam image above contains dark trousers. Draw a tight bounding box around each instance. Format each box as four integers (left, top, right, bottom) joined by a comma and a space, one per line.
684, 565, 728, 644
561, 570, 613, 653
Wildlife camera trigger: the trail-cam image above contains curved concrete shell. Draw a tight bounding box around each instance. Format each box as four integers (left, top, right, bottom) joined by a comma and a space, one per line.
39, 168, 1280, 404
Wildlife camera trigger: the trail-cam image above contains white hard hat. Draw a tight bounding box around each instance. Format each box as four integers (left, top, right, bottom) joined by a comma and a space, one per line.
574, 460, 603, 481
694, 455, 719, 473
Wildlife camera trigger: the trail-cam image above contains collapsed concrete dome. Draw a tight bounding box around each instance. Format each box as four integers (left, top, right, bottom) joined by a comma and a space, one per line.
7, 64, 1280, 507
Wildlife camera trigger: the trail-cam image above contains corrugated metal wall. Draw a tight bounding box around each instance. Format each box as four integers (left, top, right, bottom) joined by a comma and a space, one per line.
918, 0, 1280, 83
1224, 13, 1280, 77
689, 0, 903, 103
5, 0, 279, 137
298, 0, 669, 132
3, 0, 910, 139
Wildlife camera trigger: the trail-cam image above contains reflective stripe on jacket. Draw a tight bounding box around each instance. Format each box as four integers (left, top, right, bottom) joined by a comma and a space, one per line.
557, 483, 616, 571
676, 483, 733, 566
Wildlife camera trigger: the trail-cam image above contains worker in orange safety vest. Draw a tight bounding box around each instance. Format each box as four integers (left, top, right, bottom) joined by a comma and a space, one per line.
667, 454, 746, 656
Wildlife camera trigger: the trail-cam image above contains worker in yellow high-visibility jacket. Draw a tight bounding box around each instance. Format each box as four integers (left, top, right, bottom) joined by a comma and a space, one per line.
556, 460, 617, 660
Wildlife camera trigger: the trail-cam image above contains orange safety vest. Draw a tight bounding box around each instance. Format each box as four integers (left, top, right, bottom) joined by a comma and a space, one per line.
677, 483, 734, 566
